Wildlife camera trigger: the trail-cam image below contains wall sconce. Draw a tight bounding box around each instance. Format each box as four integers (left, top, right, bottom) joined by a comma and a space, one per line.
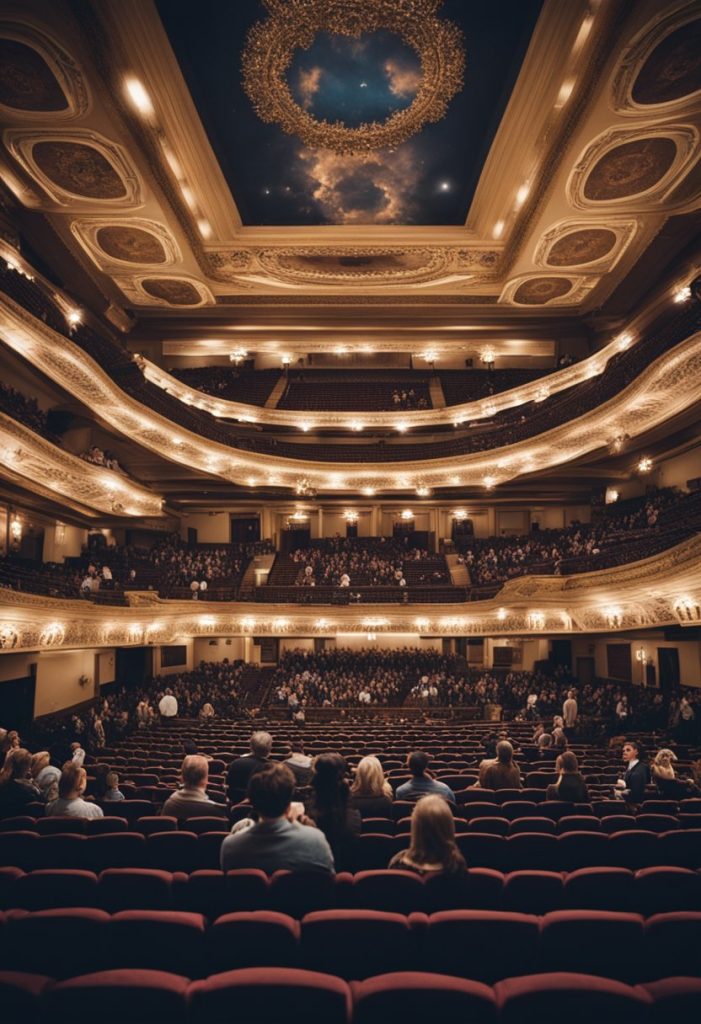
399, 509, 414, 521
480, 347, 496, 368
344, 510, 359, 524
9, 515, 22, 545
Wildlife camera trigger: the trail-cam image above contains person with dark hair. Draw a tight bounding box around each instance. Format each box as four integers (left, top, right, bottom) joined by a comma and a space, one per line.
283, 739, 313, 788
545, 751, 589, 802
395, 752, 456, 802
306, 752, 361, 870
220, 763, 334, 873
615, 740, 650, 807
226, 730, 275, 802
389, 795, 466, 875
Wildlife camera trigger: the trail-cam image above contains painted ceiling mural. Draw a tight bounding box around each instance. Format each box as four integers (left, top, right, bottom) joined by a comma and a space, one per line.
156, 0, 543, 226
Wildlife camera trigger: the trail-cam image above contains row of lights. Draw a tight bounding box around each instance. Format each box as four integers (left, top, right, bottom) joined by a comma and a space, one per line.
125, 76, 213, 240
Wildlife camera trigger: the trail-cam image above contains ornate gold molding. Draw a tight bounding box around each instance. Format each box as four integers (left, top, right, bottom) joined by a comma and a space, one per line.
1, 532, 699, 653
0, 20, 91, 121
241, 0, 465, 155
0, 411, 164, 517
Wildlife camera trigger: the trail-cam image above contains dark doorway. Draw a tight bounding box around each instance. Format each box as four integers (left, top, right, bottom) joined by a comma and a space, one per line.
346, 521, 358, 539
187, 527, 198, 545
2, 672, 36, 732
576, 657, 595, 686
116, 646, 154, 685
551, 639, 572, 672
280, 527, 311, 554
231, 516, 260, 544
657, 647, 680, 691
452, 518, 474, 542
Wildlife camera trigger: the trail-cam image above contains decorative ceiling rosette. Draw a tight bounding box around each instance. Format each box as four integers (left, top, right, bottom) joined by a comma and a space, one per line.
241, 0, 465, 154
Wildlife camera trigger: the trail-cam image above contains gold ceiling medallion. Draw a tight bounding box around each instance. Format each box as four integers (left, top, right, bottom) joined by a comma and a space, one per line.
241, 0, 465, 154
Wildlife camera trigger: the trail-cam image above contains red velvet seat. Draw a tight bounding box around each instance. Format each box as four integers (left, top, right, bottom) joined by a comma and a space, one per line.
501, 802, 539, 821
108, 910, 206, 976
639, 976, 701, 1022
360, 817, 394, 835
423, 910, 539, 982
35, 817, 86, 835
207, 911, 300, 971
424, 868, 504, 913
506, 833, 558, 871
87, 833, 148, 871
502, 871, 563, 914
46, 969, 190, 1023
563, 867, 636, 912
269, 870, 336, 917
132, 816, 176, 836
608, 830, 659, 870
508, 817, 556, 836
495, 972, 650, 1024
600, 814, 637, 834
557, 832, 610, 871
455, 833, 505, 871
351, 870, 426, 914
182, 816, 229, 835
5, 908, 109, 977
354, 834, 403, 871
104, 799, 155, 824
658, 829, 701, 868
635, 866, 701, 915
189, 966, 351, 1024
351, 971, 497, 1024
14, 869, 99, 910
0, 970, 53, 1024
86, 817, 129, 835
147, 831, 199, 872
225, 868, 270, 911
541, 910, 645, 983
556, 815, 600, 834
35, 834, 88, 870
0, 866, 24, 909
0, 817, 35, 833
195, 831, 227, 869
467, 817, 509, 835
300, 909, 415, 979
460, 802, 503, 820
98, 868, 174, 912
644, 912, 701, 979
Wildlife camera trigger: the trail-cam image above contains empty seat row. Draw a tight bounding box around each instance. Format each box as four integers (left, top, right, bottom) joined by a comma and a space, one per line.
2, 828, 701, 873
0, 908, 700, 984
4, 967, 699, 1024
1, 866, 700, 918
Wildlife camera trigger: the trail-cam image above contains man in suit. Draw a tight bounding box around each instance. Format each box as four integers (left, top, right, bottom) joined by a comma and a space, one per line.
616, 739, 650, 806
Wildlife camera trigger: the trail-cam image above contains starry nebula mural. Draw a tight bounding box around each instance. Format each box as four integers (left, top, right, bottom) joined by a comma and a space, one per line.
157, 0, 543, 226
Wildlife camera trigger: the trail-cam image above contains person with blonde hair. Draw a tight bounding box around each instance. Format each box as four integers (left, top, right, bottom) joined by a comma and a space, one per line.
388, 794, 466, 876
652, 748, 700, 798
31, 751, 60, 803
349, 755, 394, 818
46, 762, 103, 819
0, 748, 36, 817
161, 754, 228, 821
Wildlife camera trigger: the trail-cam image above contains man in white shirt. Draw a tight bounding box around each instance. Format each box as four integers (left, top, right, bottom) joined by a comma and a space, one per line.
159, 689, 178, 723
563, 690, 578, 729
47, 763, 103, 820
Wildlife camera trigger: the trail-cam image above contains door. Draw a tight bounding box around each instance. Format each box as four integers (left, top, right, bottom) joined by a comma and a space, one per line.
657, 647, 679, 691
576, 656, 595, 686
231, 516, 261, 544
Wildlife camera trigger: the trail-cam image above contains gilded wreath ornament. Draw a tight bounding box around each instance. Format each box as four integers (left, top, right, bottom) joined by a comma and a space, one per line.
241, 0, 465, 154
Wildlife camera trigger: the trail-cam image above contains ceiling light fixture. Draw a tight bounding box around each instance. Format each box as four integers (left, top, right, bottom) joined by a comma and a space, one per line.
492, 220, 505, 240
637, 456, 653, 474
555, 79, 575, 108
674, 284, 691, 303
124, 77, 155, 119
480, 346, 496, 366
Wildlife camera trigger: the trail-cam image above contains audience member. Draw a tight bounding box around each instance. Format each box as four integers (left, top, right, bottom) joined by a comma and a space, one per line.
478, 740, 522, 790
395, 752, 456, 802
388, 794, 467, 876
283, 740, 313, 788
0, 749, 37, 817
46, 763, 104, 819
349, 755, 395, 818
220, 763, 334, 873
545, 751, 589, 802
31, 751, 60, 803
306, 753, 361, 871
651, 748, 700, 799
615, 740, 650, 807
227, 730, 274, 802
103, 770, 125, 802
161, 755, 228, 821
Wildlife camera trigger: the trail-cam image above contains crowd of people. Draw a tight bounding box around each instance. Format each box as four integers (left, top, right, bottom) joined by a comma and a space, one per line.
0, 379, 56, 442
78, 445, 123, 472
390, 387, 428, 411
272, 647, 465, 708
290, 537, 447, 588
461, 490, 678, 585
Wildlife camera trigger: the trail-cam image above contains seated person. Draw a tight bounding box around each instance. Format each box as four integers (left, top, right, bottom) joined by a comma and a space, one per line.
283, 740, 313, 788
46, 762, 104, 819
0, 749, 38, 817
227, 730, 274, 802
395, 751, 456, 803
614, 740, 650, 807
389, 795, 466, 876
220, 763, 334, 874
651, 748, 700, 798
161, 755, 229, 821
349, 755, 394, 818
545, 751, 589, 802
31, 750, 60, 803
306, 753, 361, 871
104, 770, 124, 802
478, 740, 522, 790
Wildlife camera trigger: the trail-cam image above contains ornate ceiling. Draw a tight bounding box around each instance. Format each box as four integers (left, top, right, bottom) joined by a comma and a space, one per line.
0, 0, 698, 315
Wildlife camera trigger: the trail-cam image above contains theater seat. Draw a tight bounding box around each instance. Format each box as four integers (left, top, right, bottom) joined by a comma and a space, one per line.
351, 870, 426, 913
638, 977, 701, 1022
99, 868, 174, 912
269, 870, 336, 917
563, 867, 636, 912
46, 969, 190, 1024
423, 910, 539, 983
644, 912, 701, 979
424, 868, 504, 913
14, 869, 99, 910
541, 910, 645, 983
207, 911, 300, 971
495, 972, 651, 1024
5, 908, 110, 978
502, 871, 563, 914
300, 910, 415, 979
108, 910, 206, 976
351, 971, 497, 1024
0, 970, 54, 1024
635, 867, 701, 916
188, 967, 351, 1024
